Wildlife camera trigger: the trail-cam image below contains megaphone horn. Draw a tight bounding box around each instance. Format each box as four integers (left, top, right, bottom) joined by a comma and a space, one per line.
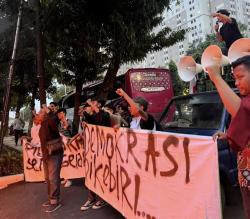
201, 45, 230, 68
228, 38, 250, 63
177, 56, 203, 82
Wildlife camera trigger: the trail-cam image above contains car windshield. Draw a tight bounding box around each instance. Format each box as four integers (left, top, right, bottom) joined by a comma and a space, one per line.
160, 94, 224, 129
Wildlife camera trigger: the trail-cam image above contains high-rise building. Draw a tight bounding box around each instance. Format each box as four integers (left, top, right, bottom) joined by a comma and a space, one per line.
118, 0, 250, 75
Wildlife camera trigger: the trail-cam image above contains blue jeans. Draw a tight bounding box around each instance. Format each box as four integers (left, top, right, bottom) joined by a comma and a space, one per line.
43, 150, 63, 204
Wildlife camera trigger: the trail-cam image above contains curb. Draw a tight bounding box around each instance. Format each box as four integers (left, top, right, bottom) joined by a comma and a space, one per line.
0, 174, 24, 190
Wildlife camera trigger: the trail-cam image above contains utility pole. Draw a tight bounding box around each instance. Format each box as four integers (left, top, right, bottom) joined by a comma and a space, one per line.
0, 0, 24, 152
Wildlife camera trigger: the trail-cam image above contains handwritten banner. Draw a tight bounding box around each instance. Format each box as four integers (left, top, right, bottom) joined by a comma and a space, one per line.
22, 125, 221, 219
22, 133, 85, 182
83, 124, 221, 219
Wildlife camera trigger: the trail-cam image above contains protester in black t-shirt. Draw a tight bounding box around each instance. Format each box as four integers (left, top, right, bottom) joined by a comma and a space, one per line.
212, 9, 242, 55
116, 88, 157, 130
80, 97, 111, 211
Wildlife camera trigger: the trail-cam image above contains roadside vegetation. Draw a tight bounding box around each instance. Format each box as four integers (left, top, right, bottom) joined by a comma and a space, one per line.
0, 146, 23, 176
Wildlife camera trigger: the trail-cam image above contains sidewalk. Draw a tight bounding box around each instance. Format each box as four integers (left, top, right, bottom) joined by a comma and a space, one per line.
3, 135, 22, 152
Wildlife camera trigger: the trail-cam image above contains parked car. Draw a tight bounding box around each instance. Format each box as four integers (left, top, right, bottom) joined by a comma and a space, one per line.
158, 90, 238, 209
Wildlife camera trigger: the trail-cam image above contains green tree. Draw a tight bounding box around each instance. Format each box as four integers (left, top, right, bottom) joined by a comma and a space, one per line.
0, 0, 57, 110
94, 0, 187, 98
168, 60, 188, 96
50, 84, 74, 103
43, 0, 186, 128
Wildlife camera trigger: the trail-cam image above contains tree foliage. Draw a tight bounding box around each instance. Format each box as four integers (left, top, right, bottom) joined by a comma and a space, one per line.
0, 0, 57, 113
0, 0, 186, 128
168, 60, 188, 96
93, 0, 187, 98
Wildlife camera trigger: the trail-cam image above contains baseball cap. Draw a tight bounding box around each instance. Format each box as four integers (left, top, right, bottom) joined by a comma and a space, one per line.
216, 9, 230, 16
134, 97, 149, 111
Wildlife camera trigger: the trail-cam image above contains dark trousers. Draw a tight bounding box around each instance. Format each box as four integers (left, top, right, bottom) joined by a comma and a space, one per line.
14, 129, 23, 145
43, 151, 63, 204
241, 187, 250, 219
87, 189, 103, 202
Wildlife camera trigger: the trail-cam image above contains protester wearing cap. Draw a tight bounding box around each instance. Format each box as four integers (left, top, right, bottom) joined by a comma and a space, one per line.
116, 88, 156, 130
212, 9, 242, 55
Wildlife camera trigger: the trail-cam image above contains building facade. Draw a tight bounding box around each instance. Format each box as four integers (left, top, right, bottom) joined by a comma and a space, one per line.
118, 0, 250, 75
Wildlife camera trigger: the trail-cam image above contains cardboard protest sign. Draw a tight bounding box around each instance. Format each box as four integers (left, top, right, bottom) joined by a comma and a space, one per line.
22, 133, 85, 182
83, 124, 221, 219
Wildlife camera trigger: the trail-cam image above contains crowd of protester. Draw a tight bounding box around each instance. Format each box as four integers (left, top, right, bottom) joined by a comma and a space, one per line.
27, 89, 159, 213
15, 8, 250, 217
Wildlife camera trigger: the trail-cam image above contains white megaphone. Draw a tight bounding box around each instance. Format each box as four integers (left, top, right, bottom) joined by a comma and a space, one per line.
177, 56, 203, 82
201, 45, 230, 68
228, 38, 250, 63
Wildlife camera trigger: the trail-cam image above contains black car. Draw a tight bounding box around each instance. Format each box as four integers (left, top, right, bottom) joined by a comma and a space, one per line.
158, 90, 238, 208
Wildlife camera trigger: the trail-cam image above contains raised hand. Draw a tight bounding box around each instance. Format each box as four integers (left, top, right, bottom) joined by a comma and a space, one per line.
116, 88, 125, 97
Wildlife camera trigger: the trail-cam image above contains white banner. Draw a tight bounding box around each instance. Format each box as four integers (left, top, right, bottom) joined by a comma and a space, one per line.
83, 124, 221, 219
22, 133, 85, 182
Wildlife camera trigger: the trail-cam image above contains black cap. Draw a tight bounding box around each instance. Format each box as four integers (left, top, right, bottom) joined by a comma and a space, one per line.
134, 97, 149, 111
216, 9, 230, 16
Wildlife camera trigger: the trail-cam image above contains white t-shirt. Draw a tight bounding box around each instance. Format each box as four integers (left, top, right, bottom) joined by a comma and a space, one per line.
130, 116, 156, 130
130, 117, 142, 129
12, 118, 25, 130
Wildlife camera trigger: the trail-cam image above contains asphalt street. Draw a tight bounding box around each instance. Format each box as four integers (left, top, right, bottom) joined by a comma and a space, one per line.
0, 179, 124, 219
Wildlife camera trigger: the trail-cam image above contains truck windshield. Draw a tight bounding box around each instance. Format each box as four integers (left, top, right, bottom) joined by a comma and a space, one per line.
160, 94, 224, 130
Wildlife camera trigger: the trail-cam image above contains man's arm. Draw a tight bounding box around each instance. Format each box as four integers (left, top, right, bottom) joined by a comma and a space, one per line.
116, 88, 148, 121
205, 66, 241, 118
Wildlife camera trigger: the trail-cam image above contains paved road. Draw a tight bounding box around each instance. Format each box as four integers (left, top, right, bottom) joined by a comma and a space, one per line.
0, 179, 124, 219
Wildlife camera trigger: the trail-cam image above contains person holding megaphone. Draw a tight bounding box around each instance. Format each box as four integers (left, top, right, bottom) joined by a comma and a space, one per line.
212, 9, 242, 55
207, 55, 250, 219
